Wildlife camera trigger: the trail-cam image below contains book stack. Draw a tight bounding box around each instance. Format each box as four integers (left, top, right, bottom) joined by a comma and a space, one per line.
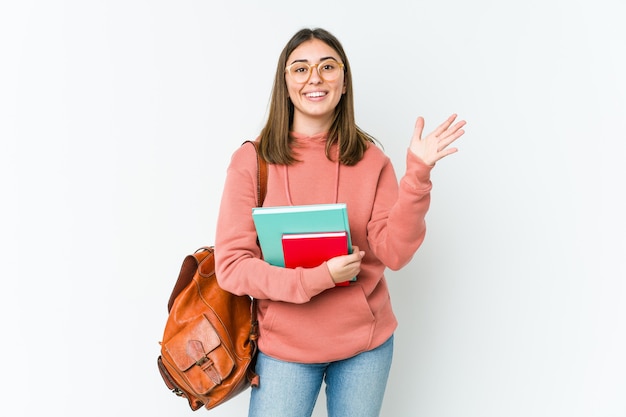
252, 203, 355, 285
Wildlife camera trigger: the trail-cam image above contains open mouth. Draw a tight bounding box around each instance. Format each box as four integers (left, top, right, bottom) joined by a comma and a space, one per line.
304, 91, 327, 98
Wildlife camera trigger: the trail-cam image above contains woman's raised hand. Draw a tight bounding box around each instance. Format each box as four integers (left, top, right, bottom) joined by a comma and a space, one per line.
409, 114, 466, 166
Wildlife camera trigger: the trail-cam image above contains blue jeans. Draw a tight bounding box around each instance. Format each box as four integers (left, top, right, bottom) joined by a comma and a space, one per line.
249, 335, 394, 417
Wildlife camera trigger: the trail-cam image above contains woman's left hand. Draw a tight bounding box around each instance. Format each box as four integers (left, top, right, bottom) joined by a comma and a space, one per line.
409, 114, 466, 166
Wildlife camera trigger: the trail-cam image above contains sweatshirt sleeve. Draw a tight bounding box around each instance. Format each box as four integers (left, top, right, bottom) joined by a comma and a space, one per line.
214, 145, 336, 303
367, 149, 433, 270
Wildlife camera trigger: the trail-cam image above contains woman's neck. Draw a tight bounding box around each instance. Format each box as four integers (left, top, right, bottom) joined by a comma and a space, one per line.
291, 115, 332, 137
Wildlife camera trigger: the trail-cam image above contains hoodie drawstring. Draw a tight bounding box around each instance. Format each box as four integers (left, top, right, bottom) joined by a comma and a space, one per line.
283, 148, 340, 206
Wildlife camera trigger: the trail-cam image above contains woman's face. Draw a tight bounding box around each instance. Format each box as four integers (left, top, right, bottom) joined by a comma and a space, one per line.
285, 39, 346, 131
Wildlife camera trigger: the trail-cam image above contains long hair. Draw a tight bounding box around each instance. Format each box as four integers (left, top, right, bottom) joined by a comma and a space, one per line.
258, 28, 376, 166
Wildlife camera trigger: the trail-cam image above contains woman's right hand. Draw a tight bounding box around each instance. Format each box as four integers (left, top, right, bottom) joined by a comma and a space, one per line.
326, 245, 365, 285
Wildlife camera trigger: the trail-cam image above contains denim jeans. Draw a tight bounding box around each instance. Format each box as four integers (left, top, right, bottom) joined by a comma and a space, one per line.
248, 335, 394, 417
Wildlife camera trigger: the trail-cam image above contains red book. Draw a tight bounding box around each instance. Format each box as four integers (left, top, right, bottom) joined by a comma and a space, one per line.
282, 231, 352, 286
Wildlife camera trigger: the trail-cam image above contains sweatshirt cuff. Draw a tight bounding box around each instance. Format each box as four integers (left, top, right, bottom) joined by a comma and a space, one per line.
405, 149, 433, 189
301, 264, 336, 298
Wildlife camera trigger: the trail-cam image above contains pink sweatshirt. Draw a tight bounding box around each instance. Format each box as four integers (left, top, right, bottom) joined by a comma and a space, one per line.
215, 132, 432, 363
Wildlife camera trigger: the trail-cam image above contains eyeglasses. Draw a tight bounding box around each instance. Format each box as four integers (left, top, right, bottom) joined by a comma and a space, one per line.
285, 59, 345, 83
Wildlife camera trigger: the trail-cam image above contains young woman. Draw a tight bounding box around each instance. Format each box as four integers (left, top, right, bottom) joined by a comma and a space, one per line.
215, 27, 465, 417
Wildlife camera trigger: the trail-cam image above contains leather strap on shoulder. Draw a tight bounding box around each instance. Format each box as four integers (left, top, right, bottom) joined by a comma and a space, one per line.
241, 140, 267, 332
243, 140, 268, 207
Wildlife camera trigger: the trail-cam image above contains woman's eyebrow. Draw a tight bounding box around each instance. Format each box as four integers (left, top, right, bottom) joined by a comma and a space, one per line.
289, 56, 338, 65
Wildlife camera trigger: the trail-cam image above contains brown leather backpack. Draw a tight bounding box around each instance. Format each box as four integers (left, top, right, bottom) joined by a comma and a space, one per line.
157, 141, 267, 411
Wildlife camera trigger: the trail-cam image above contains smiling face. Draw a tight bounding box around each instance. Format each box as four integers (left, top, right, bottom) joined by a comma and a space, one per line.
285, 38, 346, 134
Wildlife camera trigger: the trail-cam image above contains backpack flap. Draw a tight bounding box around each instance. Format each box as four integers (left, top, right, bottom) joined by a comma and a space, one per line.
164, 314, 236, 394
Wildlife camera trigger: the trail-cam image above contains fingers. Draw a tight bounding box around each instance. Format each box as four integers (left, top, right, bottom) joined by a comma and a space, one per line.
347, 245, 365, 262
413, 116, 425, 139
416, 114, 466, 142
343, 246, 364, 273
433, 113, 458, 137
437, 147, 459, 159
328, 246, 364, 284
437, 121, 466, 149
447, 120, 467, 137
409, 113, 466, 165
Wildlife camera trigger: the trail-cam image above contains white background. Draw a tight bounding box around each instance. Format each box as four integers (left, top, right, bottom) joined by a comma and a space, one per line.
2, 0, 625, 416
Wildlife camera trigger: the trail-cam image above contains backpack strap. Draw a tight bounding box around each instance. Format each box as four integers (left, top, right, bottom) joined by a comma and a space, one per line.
242, 140, 266, 341
243, 140, 268, 207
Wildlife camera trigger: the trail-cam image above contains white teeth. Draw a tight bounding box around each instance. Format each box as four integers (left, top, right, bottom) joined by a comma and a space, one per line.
306, 92, 326, 98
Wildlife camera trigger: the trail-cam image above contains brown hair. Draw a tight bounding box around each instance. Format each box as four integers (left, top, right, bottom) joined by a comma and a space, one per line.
258, 28, 376, 166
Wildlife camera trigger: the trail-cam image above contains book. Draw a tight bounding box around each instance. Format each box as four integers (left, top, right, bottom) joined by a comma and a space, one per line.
282, 231, 351, 286
252, 203, 352, 267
